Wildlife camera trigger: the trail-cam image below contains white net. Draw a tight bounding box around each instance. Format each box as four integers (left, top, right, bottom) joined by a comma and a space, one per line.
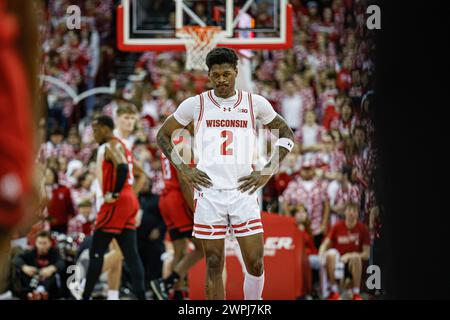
176, 26, 224, 71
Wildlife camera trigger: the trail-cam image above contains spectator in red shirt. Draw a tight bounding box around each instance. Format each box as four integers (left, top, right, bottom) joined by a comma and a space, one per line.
319, 202, 370, 300
336, 57, 352, 91
44, 167, 75, 234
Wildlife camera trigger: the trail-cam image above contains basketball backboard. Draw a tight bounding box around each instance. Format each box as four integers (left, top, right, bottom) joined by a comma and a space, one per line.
117, 0, 293, 52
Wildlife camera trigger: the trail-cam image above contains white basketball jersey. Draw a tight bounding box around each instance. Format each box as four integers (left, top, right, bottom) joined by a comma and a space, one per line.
194, 90, 257, 189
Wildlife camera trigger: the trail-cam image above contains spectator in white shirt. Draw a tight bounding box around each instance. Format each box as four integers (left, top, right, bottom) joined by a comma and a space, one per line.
299, 110, 324, 155
281, 80, 304, 132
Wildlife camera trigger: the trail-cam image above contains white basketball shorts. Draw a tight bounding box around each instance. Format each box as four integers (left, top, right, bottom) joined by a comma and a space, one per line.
192, 188, 263, 240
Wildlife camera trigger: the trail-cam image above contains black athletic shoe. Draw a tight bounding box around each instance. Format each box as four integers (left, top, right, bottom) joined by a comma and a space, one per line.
149, 278, 169, 300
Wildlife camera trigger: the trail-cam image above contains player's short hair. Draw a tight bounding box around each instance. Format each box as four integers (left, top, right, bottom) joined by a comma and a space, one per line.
117, 102, 138, 117
93, 115, 114, 130
206, 47, 239, 70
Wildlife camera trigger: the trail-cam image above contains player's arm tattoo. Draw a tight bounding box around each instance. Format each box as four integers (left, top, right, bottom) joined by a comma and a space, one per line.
262, 115, 295, 175
156, 115, 189, 172
157, 115, 212, 190
238, 115, 294, 194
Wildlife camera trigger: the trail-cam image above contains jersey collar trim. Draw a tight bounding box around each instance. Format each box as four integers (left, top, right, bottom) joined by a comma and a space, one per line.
208, 90, 242, 109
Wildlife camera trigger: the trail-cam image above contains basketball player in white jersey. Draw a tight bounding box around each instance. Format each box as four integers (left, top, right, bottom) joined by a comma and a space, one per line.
157, 48, 295, 300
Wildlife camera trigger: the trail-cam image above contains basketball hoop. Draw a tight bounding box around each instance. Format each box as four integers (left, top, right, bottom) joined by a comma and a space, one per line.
176, 26, 224, 71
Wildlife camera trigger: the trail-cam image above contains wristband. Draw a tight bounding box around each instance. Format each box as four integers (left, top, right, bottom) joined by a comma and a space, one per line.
274, 138, 294, 152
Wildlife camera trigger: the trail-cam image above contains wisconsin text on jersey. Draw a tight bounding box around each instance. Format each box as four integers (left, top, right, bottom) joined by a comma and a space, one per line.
205, 119, 249, 128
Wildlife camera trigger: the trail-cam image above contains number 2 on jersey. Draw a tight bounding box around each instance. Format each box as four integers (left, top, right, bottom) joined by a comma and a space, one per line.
221, 130, 233, 156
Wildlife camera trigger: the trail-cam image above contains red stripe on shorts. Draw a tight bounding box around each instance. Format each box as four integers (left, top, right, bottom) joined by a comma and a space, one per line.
234, 225, 263, 234
232, 219, 261, 229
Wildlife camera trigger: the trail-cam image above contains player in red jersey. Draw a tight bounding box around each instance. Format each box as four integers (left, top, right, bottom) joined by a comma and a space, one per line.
81, 116, 146, 300
150, 136, 204, 300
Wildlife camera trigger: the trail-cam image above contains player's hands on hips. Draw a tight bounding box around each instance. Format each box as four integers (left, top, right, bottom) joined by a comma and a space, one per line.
180, 167, 213, 190
238, 171, 272, 194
